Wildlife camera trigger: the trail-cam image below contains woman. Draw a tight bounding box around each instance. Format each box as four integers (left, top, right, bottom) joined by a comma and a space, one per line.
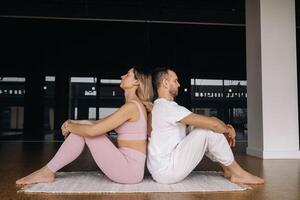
16, 66, 153, 185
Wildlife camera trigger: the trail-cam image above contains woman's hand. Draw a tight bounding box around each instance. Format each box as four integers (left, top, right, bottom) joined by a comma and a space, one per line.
61, 120, 71, 138
223, 124, 236, 147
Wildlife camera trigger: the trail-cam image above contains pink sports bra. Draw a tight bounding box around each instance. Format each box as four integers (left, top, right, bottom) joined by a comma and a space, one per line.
114, 100, 147, 140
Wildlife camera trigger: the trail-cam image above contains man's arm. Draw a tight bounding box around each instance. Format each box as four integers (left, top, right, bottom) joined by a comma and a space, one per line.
180, 113, 236, 147
180, 113, 229, 134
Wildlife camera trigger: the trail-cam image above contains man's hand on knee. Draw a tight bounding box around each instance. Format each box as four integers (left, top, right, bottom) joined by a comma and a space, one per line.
223, 124, 236, 147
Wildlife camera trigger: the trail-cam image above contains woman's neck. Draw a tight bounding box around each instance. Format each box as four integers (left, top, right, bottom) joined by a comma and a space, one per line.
124, 89, 139, 102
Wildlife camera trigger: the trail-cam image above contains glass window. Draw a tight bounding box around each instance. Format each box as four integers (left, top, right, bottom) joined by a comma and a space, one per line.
44, 76, 55, 136
69, 77, 97, 120
191, 78, 247, 147
0, 77, 25, 138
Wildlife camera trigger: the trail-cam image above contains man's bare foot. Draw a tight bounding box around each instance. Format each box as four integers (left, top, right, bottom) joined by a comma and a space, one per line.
220, 165, 231, 179
16, 166, 55, 186
230, 170, 264, 185
223, 170, 231, 179
224, 160, 264, 185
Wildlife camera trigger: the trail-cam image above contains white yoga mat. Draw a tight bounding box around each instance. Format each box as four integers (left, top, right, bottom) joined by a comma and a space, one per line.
20, 171, 249, 193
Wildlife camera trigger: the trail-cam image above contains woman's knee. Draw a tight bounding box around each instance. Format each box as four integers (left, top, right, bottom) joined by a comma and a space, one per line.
84, 134, 108, 146
63, 133, 86, 152
67, 133, 85, 142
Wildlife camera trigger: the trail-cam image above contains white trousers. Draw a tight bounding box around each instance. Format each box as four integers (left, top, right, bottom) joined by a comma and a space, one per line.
152, 128, 235, 184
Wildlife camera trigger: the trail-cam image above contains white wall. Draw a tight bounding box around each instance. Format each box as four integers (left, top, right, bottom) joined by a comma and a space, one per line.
246, 0, 300, 158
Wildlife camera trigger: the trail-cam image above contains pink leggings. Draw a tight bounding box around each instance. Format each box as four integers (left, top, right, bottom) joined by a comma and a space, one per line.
47, 132, 146, 184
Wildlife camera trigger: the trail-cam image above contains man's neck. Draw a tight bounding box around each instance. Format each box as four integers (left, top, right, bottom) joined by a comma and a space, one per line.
158, 94, 174, 101
157, 88, 175, 101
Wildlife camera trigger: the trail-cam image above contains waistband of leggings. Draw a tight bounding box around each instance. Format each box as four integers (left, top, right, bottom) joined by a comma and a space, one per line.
119, 147, 146, 159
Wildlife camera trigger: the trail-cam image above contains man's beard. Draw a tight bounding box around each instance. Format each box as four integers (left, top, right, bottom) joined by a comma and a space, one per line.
169, 88, 178, 98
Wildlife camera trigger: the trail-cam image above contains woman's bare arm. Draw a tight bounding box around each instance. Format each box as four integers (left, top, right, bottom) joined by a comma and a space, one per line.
65, 102, 138, 137
69, 120, 97, 125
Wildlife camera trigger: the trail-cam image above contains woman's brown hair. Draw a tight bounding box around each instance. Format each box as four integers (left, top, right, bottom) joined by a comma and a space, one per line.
133, 66, 154, 113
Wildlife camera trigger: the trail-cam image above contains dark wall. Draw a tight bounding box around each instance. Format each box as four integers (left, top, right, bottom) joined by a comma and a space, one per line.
0, 18, 246, 80
0, 0, 245, 24
2, 0, 300, 79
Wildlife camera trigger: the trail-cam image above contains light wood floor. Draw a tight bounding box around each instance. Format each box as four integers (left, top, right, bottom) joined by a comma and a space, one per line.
0, 141, 299, 200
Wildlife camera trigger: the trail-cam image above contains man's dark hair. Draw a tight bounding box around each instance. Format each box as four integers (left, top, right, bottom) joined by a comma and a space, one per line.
152, 67, 171, 91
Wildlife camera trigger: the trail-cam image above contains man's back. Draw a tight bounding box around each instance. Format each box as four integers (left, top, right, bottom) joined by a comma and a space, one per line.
147, 98, 191, 174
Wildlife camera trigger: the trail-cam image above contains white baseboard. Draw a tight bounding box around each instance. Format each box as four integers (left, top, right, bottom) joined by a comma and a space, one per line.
247, 147, 300, 159
246, 147, 263, 158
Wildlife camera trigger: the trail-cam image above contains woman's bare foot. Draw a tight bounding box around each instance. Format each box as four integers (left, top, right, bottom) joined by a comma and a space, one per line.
16, 166, 55, 186
230, 170, 264, 185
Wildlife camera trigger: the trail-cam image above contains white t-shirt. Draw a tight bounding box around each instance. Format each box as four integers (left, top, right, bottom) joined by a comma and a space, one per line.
147, 98, 192, 175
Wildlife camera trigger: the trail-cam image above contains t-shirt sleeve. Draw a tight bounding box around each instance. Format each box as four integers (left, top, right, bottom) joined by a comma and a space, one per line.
166, 103, 192, 125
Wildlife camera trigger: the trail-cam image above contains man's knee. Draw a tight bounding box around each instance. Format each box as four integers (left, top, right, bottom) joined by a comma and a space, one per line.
189, 128, 212, 137
189, 128, 221, 142
215, 133, 228, 143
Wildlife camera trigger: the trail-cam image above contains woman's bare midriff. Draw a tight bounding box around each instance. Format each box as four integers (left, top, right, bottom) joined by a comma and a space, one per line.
117, 139, 147, 155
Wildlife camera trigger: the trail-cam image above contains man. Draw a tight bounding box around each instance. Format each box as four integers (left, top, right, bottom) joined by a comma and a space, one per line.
147, 67, 264, 184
